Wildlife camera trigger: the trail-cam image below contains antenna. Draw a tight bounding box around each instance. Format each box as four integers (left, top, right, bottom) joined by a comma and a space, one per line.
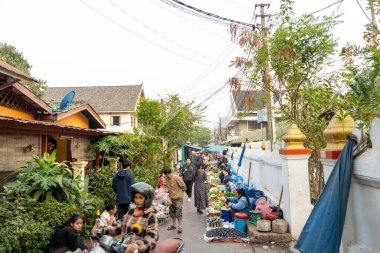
59, 91, 75, 111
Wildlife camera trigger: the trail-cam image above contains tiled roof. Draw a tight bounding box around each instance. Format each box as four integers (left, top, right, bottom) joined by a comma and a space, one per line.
43, 84, 144, 113
231, 90, 279, 112
232, 90, 266, 112
0, 59, 38, 82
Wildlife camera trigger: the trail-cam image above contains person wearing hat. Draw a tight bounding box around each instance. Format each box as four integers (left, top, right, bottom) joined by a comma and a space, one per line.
120, 182, 159, 253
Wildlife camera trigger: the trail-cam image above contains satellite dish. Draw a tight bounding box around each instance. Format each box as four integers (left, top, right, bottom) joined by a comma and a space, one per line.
59, 91, 75, 111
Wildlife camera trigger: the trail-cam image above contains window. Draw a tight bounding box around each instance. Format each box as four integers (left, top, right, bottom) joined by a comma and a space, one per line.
111, 116, 120, 126
248, 121, 260, 131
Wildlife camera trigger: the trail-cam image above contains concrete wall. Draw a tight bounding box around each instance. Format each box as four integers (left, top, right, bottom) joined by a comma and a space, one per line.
0, 133, 95, 172
341, 118, 380, 253
0, 133, 39, 171
230, 117, 380, 248
229, 141, 312, 239
99, 112, 136, 133
71, 137, 95, 161
229, 141, 284, 204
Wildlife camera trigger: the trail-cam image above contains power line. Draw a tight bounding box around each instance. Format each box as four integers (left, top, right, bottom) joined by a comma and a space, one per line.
150, 0, 231, 41
309, 0, 343, 15
179, 43, 236, 95
354, 0, 380, 33
182, 82, 227, 100
79, 0, 221, 67
159, 0, 256, 28
107, 0, 224, 64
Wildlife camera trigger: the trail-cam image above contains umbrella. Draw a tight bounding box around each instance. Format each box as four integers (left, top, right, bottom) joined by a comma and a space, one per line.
294, 138, 356, 253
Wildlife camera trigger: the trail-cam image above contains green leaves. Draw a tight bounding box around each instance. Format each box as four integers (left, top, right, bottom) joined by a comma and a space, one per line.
3, 151, 81, 203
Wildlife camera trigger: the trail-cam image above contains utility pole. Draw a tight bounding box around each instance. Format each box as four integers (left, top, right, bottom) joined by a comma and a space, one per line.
256, 3, 275, 152
218, 115, 222, 144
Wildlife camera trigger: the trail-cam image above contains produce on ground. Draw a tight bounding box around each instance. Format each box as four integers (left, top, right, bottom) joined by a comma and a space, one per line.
223, 192, 235, 197
206, 228, 247, 238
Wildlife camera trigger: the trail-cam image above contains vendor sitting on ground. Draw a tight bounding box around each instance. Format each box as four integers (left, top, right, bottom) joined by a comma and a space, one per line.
218, 163, 226, 183
121, 182, 159, 253
224, 188, 251, 219
223, 169, 232, 183
223, 178, 236, 193
48, 214, 88, 253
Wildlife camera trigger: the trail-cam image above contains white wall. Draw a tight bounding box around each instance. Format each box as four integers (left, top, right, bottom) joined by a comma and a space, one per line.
341, 117, 380, 253
230, 141, 284, 204
99, 112, 136, 133
230, 118, 380, 245
229, 141, 312, 239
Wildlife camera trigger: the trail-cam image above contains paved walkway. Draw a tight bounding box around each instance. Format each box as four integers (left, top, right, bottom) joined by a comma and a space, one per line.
158, 196, 253, 253
157, 196, 297, 253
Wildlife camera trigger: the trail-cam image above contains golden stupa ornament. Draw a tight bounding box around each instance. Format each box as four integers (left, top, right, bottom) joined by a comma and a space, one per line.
323, 113, 355, 150
282, 124, 306, 149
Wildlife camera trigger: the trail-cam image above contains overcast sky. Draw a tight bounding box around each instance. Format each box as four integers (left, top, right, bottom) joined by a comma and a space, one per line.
0, 0, 369, 128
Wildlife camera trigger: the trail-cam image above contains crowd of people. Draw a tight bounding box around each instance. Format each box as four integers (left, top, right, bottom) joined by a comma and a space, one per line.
46, 149, 250, 253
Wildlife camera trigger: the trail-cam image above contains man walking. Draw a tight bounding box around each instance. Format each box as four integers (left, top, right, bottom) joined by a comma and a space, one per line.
162, 168, 186, 233
180, 158, 195, 202
189, 150, 203, 169
112, 160, 135, 220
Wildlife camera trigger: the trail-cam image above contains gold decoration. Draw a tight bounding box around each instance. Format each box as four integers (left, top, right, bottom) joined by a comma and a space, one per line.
323, 114, 354, 150
282, 124, 306, 149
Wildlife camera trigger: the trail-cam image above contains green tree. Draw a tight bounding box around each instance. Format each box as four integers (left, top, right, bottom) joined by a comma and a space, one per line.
136, 98, 162, 135
0, 42, 47, 97
339, 0, 380, 128
189, 126, 212, 146
230, 0, 340, 153
136, 93, 205, 147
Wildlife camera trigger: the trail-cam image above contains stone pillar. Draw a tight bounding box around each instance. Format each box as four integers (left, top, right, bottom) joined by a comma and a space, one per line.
279, 124, 313, 239
318, 114, 354, 180
71, 161, 88, 189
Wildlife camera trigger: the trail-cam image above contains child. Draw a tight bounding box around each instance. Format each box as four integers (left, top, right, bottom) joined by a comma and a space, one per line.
121, 182, 159, 253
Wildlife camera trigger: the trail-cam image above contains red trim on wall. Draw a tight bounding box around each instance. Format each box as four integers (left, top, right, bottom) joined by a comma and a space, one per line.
318, 150, 342, 159
279, 148, 312, 155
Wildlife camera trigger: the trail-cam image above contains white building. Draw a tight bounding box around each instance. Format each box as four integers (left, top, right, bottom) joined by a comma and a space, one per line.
43, 84, 144, 133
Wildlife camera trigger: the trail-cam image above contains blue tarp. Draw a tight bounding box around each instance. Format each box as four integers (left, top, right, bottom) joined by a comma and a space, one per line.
205, 145, 229, 152
186, 145, 202, 150
295, 138, 356, 253
237, 142, 246, 168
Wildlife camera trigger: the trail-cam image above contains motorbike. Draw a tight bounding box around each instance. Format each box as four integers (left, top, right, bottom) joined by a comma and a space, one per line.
89, 235, 185, 253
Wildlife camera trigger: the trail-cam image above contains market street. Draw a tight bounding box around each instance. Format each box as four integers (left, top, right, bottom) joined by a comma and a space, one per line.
157, 190, 298, 253
157, 195, 254, 253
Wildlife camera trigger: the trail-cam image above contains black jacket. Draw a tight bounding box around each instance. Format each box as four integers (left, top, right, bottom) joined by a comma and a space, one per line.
48, 227, 87, 253
181, 164, 195, 181
189, 155, 203, 168
112, 169, 135, 204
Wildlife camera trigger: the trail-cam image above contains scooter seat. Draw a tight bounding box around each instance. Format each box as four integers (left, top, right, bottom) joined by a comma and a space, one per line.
156, 238, 181, 253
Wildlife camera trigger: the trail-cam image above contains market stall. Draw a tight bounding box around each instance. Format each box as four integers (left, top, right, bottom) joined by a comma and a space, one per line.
204, 161, 290, 243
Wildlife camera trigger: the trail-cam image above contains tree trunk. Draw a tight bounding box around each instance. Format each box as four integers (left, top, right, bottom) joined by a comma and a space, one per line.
368, 0, 379, 45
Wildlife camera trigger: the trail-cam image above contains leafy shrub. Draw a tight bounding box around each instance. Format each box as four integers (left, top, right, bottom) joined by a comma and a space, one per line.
3, 151, 81, 203
88, 166, 117, 204
0, 197, 81, 253
131, 165, 161, 187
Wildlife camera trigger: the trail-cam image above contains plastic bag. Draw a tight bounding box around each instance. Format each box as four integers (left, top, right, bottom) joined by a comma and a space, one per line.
161, 193, 172, 206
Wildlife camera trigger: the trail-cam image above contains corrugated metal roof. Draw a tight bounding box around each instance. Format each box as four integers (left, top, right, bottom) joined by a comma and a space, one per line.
43, 84, 143, 113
